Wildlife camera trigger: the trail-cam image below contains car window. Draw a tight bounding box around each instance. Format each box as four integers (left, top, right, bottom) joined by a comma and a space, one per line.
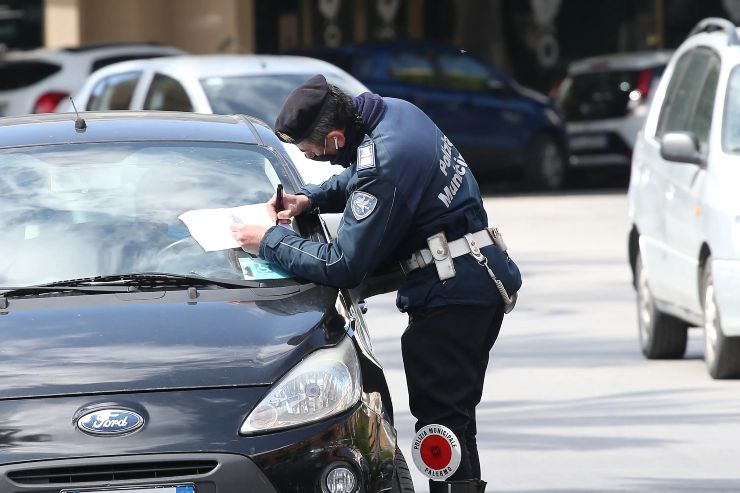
87, 71, 141, 111
201, 73, 366, 124
388, 51, 436, 87
144, 73, 193, 111
0, 61, 61, 91
437, 52, 491, 91
0, 142, 289, 287
656, 50, 713, 138
722, 66, 740, 152
353, 54, 387, 81
688, 53, 720, 151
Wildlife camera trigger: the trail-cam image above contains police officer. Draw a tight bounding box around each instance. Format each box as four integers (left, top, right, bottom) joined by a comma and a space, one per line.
232, 74, 521, 492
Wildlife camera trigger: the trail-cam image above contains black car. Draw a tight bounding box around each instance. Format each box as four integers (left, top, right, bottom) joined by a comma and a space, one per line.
296, 40, 568, 190
0, 111, 412, 492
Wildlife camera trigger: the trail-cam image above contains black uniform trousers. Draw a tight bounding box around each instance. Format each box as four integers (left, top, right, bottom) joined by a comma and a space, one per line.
402, 303, 504, 480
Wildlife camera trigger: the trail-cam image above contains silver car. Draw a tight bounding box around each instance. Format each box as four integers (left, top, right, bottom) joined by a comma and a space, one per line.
63, 54, 369, 185
555, 50, 671, 170
628, 18, 740, 379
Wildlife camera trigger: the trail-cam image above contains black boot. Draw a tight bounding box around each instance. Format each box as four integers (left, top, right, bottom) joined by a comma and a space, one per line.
429, 479, 487, 493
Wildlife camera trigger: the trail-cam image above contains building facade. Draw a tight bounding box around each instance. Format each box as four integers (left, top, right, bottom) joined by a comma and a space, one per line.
1, 0, 739, 92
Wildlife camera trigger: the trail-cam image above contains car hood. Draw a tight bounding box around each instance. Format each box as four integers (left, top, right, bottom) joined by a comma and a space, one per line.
0, 285, 345, 400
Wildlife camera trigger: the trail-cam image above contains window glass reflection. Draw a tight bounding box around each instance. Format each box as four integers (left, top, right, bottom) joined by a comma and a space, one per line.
0, 142, 283, 286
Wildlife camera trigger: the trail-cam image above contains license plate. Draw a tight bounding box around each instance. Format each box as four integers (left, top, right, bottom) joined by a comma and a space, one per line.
569, 134, 608, 150
62, 486, 194, 493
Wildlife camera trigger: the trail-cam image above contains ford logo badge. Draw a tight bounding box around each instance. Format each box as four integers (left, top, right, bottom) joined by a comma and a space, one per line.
77, 409, 144, 436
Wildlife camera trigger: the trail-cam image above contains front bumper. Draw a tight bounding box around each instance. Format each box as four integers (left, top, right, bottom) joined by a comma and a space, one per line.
1, 453, 276, 492
0, 389, 397, 493
712, 258, 740, 336
565, 116, 641, 168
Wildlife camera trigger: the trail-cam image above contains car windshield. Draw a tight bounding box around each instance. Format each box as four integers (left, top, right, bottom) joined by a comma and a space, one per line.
200, 73, 367, 124
0, 141, 292, 287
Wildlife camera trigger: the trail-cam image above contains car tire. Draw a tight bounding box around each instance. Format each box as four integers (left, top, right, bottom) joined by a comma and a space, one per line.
636, 253, 688, 359
392, 446, 415, 492
701, 258, 740, 379
524, 133, 566, 190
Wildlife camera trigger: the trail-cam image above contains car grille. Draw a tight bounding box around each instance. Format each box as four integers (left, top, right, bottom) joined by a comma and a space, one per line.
7, 460, 217, 485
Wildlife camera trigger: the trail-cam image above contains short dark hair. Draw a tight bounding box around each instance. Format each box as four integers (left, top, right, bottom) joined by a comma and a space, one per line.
302, 84, 355, 145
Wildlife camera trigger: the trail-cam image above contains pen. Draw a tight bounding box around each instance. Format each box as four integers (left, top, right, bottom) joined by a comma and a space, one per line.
275, 184, 284, 226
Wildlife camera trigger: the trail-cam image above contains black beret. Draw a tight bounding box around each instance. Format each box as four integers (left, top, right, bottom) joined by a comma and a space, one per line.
274, 74, 330, 144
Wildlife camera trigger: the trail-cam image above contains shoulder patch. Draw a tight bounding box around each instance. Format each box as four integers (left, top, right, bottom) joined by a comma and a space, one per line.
351, 191, 378, 221
357, 142, 375, 170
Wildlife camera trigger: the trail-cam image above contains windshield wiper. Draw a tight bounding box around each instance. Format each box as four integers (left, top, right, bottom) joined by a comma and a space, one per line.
0, 283, 134, 308
0, 272, 261, 300
86, 272, 263, 289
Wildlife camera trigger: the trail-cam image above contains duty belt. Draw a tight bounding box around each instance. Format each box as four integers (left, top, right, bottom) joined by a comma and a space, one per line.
400, 227, 517, 313
400, 229, 497, 275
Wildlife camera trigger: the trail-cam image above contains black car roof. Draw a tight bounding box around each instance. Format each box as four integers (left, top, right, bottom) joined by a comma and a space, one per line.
0, 111, 271, 149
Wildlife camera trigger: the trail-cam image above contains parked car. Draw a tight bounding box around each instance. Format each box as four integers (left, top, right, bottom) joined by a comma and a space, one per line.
295, 41, 568, 189
0, 110, 412, 492
63, 54, 369, 185
628, 18, 740, 379
554, 50, 672, 171
0, 42, 186, 116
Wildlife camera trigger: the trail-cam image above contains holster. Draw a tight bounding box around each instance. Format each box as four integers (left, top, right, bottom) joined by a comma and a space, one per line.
427, 231, 456, 281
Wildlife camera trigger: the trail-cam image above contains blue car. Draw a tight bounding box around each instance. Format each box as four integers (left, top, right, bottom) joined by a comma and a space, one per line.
299, 41, 569, 189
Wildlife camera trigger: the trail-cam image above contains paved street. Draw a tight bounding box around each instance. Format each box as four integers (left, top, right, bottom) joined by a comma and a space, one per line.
365, 190, 740, 492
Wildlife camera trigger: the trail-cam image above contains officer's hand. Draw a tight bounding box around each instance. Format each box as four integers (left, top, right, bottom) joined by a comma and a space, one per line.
266, 192, 311, 223
231, 224, 268, 255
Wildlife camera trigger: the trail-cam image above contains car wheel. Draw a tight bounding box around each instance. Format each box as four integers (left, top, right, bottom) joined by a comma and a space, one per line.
392, 446, 415, 492
701, 258, 740, 379
636, 253, 688, 359
524, 133, 566, 190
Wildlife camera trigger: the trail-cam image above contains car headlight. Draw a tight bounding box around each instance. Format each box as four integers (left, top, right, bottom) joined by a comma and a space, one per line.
240, 336, 361, 434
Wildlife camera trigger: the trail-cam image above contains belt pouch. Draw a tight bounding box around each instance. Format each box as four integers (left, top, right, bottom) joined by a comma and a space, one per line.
427, 232, 456, 280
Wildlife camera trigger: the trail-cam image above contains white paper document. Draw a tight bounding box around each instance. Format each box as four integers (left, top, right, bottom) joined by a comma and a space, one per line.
179, 203, 281, 252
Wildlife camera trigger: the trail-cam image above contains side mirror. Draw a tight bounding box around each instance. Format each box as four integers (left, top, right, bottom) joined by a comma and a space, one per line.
660, 131, 704, 165
318, 212, 342, 241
